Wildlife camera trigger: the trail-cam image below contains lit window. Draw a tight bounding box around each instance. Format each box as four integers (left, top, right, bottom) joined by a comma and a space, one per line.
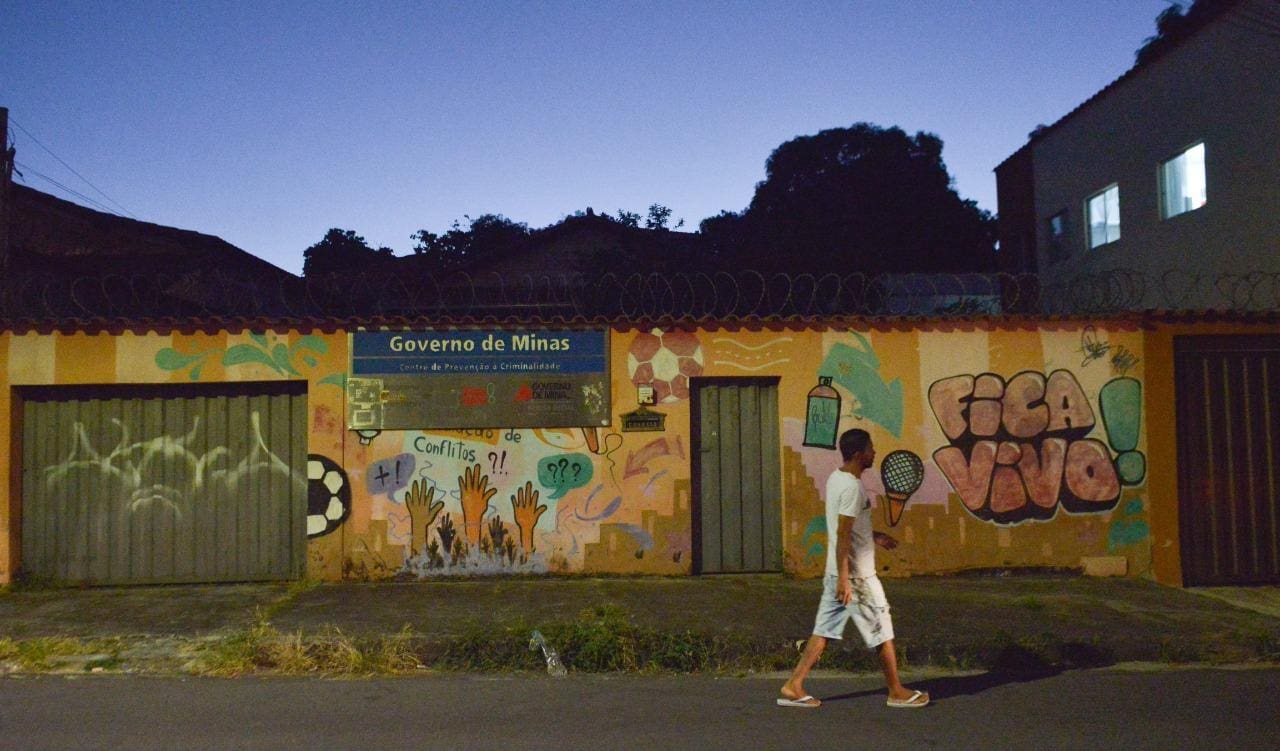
1087, 184, 1120, 248
1161, 142, 1207, 218
1047, 211, 1069, 263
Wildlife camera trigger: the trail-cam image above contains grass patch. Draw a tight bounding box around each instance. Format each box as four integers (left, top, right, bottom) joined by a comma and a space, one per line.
0, 636, 125, 671
191, 617, 423, 677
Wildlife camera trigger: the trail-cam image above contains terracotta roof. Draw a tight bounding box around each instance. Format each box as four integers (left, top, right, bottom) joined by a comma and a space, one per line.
2, 308, 1275, 337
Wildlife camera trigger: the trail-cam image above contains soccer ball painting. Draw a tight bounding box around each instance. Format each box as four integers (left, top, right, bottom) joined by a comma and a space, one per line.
627, 329, 704, 403
307, 454, 351, 538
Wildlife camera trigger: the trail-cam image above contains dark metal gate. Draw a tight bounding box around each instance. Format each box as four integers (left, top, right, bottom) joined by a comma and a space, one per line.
18, 382, 308, 585
1174, 335, 1280, 585
691, 377, 782, 574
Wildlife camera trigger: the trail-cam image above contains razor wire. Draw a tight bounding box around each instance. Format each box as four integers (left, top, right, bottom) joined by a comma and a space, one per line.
1, 269, 1277, 326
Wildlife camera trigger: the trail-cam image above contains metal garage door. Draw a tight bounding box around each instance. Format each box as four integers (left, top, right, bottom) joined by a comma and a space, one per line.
19, 382, 307, 585
692, 377, 782, 573
1175, 335, 1280, 585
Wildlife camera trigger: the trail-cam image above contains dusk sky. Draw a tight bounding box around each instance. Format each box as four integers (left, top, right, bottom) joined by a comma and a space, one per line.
3, 1, 1173, 274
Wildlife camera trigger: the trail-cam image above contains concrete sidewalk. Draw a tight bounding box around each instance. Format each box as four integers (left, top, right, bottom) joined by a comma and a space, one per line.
1, 575, 1277, 672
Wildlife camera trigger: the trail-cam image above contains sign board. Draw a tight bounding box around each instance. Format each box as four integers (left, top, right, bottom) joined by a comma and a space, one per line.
348, 330, 610, 430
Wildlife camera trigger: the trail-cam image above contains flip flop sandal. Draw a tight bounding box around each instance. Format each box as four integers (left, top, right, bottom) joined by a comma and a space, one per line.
776, 695, 821, 708
886, 690, 929, 708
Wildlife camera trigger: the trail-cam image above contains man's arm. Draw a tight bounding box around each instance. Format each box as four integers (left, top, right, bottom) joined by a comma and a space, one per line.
835, 513, 854, 604
870, 495, 899, 550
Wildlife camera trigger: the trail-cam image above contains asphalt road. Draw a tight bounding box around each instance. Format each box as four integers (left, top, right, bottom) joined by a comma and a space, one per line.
0, 666, 1275, 750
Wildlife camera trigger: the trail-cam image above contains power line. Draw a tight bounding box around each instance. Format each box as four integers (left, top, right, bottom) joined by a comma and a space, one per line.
9, 118, 137, 219
14, 160, 123, 216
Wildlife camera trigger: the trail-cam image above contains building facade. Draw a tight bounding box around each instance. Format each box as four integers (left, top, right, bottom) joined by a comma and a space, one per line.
4, 316, 1277, 588
996, 0, 1280, 311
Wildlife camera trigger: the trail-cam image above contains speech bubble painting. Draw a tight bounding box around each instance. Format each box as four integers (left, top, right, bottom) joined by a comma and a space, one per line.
538, 453, 594, 500
367, 453, 416, 499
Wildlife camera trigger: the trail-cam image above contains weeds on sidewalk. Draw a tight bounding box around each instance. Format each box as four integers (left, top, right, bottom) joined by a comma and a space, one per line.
6, 597, 1278, 676
0, 636, 125, 671
192, 611, 421, 676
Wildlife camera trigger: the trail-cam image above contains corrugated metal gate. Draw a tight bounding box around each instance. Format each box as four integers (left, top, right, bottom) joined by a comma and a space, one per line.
692, 377, 782, 574
18, 382, 308, 585
1175, 335, 1280, 585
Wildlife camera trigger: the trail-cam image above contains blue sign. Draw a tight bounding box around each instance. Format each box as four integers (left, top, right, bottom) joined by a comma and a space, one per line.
348, 330, 611, 430
352, 331, 607, 375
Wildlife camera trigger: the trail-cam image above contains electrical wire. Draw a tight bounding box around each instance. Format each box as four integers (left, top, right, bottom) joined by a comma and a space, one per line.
9, 118, 137, 219
14, 160, 123, 216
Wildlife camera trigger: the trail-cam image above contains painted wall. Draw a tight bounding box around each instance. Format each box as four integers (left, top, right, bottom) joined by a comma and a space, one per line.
2, 320, 1267, 585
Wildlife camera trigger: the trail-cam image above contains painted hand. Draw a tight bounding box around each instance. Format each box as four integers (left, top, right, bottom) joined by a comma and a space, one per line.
511, 480, 548, 555
404, 479, 444, 556
458, 463, 497, 547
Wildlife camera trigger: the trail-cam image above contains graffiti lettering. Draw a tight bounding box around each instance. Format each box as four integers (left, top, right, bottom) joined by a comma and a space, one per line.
929, 370, 1123, 523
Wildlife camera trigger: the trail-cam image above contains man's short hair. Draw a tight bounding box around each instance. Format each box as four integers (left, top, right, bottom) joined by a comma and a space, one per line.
839, 429, 871, 462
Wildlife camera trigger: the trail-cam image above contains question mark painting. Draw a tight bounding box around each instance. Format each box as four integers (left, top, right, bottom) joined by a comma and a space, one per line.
538, 452, 594, 500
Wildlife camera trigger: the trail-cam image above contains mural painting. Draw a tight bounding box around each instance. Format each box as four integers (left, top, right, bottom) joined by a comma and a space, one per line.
339, 329, 701, 579
927, 369, 1144, 525
818, 332, 905, 437
156, 332, 346, 389
626, 329, 703, 403
780, 326, 1152, 577
0, 322, 1173, 584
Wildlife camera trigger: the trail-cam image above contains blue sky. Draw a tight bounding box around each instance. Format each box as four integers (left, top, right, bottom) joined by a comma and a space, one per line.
3, 1, 1171, 273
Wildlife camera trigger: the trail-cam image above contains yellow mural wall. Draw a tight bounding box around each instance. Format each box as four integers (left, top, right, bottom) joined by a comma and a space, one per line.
0, 320, 1272, 586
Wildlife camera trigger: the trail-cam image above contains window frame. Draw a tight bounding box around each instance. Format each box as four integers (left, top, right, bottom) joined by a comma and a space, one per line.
1046, 210, 1070, 264
1159, 141, 1207, 220
1085, 183, 1121, 249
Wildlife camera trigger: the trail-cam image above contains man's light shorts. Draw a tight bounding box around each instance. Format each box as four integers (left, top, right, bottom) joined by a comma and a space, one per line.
812, 574, 894, 648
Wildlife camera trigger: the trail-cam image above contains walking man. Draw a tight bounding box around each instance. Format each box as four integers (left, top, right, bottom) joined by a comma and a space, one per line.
778, 428, 929, 709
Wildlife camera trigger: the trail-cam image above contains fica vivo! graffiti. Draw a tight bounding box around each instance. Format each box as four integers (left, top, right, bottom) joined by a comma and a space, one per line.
929, 370, 1144, 524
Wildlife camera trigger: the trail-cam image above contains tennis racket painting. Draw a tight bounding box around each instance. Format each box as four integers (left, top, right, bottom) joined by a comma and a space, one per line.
879, 450, 924, 526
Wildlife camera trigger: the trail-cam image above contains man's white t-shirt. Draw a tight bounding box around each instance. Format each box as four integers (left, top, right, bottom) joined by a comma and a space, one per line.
824, 469, 877, 579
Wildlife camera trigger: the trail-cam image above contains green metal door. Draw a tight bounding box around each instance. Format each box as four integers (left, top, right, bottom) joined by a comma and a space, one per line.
19, 382, 308, 585
693, 378, 782, 573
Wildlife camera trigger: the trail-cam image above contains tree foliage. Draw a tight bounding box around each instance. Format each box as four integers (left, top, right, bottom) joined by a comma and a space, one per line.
644, 204, 684, 231
1135, 0, 1235, 65
302, 228, 393, 277
299, 124, 997, 276
699, 123, 996, 273
411, 213, 530, 270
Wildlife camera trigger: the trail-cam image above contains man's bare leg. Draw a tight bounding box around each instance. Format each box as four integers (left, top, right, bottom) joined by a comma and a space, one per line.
780, 634, 828, 705
877, 639, 928, 702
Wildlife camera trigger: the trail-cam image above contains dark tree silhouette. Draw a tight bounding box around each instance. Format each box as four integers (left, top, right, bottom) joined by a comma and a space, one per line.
699, 123, 996, 273
644, 204, 684, 231
1135, 0, 1237, 65
411, 213, 530, 270
302, 228, 393, 276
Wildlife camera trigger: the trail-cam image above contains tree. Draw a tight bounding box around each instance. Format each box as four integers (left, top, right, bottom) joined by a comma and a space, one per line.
1135, 1, 1235, 65
411, 214, 530, 270
699, 123, 996, 273
644, 203, 684, 231
302, 228, 393, 276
